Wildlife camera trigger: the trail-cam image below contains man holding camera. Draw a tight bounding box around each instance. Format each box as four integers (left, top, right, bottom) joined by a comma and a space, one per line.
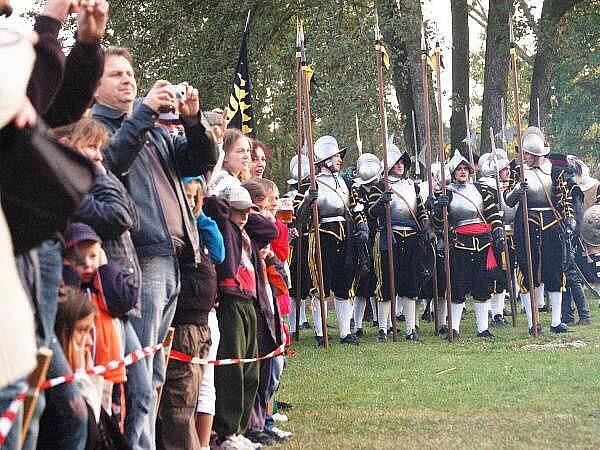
92, 46, 218, 448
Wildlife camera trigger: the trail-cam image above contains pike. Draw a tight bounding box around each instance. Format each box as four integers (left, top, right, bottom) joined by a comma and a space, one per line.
421, 29, 441, 336
412, 109, 421, 181
464, 105, 475, 181
500, 97, 508, 152
355, 113, 363, 156
294, 18, 303, 341
509, 16, 539, 335
490, 126, 518, 327
374, 7, 397, 341
298, 20, 329, 347
433, 39, 454, 342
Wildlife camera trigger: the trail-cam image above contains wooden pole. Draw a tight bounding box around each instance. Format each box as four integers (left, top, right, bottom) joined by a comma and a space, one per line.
374, 8, 397, 342
294, 19, 303, 342
421, 35, 442, 336
509, 17, 539, 335
433, 41, 454, 342
20, 347, 53, 447
490, 127, 518, 327
299, 22, 329, 347
156, 327, 175, 413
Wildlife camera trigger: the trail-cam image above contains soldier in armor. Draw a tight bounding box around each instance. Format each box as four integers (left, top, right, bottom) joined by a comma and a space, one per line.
561, 155, 594, 324
351, 153, 382, 336
432, 150, 505, 340
288, 154, 312, 338
294, 136, 368, 346
368, 141, 434, 342
505, 126, 574, 335
478, 149, 514, 327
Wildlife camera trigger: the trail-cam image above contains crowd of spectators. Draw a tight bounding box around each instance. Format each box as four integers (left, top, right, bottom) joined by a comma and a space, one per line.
0, 1, 293, 449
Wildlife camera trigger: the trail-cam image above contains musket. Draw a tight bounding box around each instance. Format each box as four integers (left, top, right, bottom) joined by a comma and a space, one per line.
374, 7, 397, 341
299, 21, 329, 347
411, 110, 421, 182
509, 16, 539, 335
490, 127, 517, 327
294, 18, 303, 342
464, 105, 475, 181
355, 113, 363, 156
421, 28, 441, 336
434, 39, 454, 342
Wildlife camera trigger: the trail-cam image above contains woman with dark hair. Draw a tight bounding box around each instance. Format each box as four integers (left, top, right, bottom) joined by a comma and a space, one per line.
250, 140, 272, 179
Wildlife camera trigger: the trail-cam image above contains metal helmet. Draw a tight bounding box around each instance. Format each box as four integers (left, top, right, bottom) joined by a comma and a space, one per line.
314, 135, 346, 164
448, 149, 473, 175
355, 152, 382, 185
479, 149, 510, 177
287, 154, 310, 185
581, 204, 600, 246
521, 126, 548, 156
384, 137, 411, 172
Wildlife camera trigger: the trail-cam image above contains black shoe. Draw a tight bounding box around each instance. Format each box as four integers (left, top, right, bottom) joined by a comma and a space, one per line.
529, 323, 543, 336
378, 329, 387, 342
340, 334, 359, 345
477, 329, 496, 339
245, 429, 275, 446
538, 305, 548, 313
577, 318, 591, 326
396, 314, 406, 322
277, 401, 293, 411
492, 314, 508, 327
448, 329, 460, 341
301, 321, 311, 329
372, 320, 378, 327
550, 323, 569, 333
562, 317, 575, 325
315, 336, 324, 347
405, 330, 421, 342
439, 325, 448, 335
421, 311, 433, 322
355, 328, 364, 337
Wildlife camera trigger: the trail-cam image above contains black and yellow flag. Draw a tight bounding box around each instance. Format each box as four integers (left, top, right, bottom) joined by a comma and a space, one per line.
226, 15, 256, 138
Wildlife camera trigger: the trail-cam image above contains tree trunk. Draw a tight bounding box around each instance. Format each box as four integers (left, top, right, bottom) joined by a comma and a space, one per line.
450, 0, 469, 157
480, 0, 512, 154
528, 0, 581, 129
380, 0, 439, 168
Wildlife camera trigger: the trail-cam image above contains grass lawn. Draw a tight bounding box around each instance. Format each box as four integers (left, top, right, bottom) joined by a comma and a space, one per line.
275, 302, 600, 449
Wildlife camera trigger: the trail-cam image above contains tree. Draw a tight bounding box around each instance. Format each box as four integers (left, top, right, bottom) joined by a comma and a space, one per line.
479, 0, 512, 154
450, 0, 469, 156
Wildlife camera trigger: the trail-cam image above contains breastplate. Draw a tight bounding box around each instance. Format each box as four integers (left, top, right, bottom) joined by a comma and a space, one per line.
448, 182, 484, 227
389, 179, 417, 222
499, 189, 516, 224
525, 166, 552, 208
316, 173, 348, 218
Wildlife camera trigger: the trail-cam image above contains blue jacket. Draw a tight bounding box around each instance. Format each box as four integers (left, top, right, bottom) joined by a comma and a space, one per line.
92, 103, 218, 263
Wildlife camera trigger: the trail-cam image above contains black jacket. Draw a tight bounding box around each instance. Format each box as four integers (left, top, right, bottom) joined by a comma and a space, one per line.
92, 103, 218, 263
72, 169, 142, 317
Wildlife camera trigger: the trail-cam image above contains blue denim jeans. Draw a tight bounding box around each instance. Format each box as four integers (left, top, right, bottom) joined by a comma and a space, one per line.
123, 320, 154, 450
36, 240, 62, 347
0, 380, 26, 450
264, 355, 285, 432
129, 255, 180, 447
36, 338, 87, 450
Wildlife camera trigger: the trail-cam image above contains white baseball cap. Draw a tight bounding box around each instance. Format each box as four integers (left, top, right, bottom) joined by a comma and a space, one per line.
224, 185, 258, 211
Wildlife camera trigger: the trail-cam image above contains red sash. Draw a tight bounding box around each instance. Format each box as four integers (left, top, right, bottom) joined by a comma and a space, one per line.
456, 223, 498, 270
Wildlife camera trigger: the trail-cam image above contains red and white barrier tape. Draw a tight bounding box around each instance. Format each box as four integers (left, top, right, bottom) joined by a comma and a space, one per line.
0, 386, 29, 446
169, 344, 286, 366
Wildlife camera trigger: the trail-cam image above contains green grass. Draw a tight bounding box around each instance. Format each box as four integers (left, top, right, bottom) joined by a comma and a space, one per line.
275, 304, 600, 449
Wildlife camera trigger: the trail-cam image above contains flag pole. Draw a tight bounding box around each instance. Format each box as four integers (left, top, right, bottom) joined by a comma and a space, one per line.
294, 19, 303, 342
433, 39, 454, 342
510, 16, 539, 335
299, 21, 329, 348
374, 7, 398, 342
421, 29, 441, 336
490, 127, 518, 327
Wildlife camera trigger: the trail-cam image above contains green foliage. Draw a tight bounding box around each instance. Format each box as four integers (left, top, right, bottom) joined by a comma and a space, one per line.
106, 0, 400, 189
547, 0, 600, 162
